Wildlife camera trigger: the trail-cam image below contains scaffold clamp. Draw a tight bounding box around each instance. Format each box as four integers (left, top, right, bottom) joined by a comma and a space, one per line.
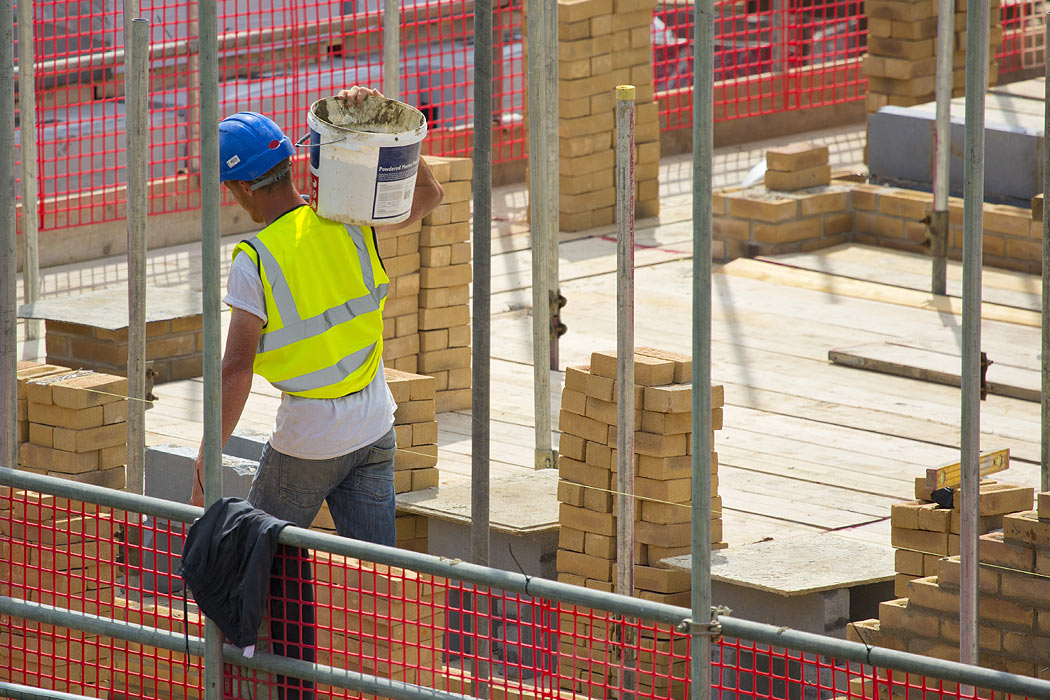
675, 606, 731, 639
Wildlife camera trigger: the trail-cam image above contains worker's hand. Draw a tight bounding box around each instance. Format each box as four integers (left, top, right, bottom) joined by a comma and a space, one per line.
190, 451, 205, 508
337, 86, 384, 106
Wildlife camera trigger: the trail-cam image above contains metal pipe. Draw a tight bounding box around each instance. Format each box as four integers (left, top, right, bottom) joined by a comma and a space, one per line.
930, 0, 954, 296
1, 0, 17, 472
960, 0, 988, 668
0, 682, 99, 700
691, 0, 715, 694
125, 18, 150, 498
526, 0, 554, 471
615, 82, 637, 700
716, 616, 1050, 700
544, 0, 560, 371
197, 0, 222, 691
1042, 11, 1050, 494
0, 596, 480, 700
17, 0, 41, 343
382, 0, 400, 100
6, 589, 1050, 700
471, 0, 493, 697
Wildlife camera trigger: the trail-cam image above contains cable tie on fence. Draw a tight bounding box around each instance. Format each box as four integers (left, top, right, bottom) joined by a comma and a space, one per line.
847, 621, 875, 666
507, 542, 532, 596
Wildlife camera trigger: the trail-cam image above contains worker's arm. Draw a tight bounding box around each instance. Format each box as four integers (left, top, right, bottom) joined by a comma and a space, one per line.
190, 308, 264, 507
373, 155, 444, 234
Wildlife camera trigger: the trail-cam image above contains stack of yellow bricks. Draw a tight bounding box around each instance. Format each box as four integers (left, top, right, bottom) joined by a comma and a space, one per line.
764, 143, 831, 193
850, 488, 1050, 681
109, 594, 200, 698
890, 479, 1033, 597
17, 364, 129, 490
555, 349, 724, 696
556, 0, 660, 231
105, 553, 448, 699
0, 491, 120, 695
313, 552, 447, 694
377, 218, 424, 375
864, 0, 1001, 114
417, 156, 472, 413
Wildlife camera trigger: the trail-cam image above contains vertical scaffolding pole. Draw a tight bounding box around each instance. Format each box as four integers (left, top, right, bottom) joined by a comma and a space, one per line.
382, 0, 400, 101
930, 0, 953, 296
1, 0, 16, 471
1042, 11, 1050, 494
690, 0, 714, 695
197, 0, 222, 693
960, 0, 988, 668
125, 18, 149, 498
527, 0, 554, 471
471, 0, 492, 696
615, 84, 637, 700
544, 0, 560, 371
17, 0, 41, 342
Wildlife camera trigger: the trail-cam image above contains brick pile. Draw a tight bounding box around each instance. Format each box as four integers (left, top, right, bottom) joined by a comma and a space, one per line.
108, 594, 200, 697
891, 480, 1033, 596
850, 486, 1050, 679
16, 361, 71, 446
764, 142, 831, 192
18, 367, 129, 490
555, 349, 724, 695
864, 0, 1001, 115
377, 218, 424, 375
0, 493, 119, 695
313, 552, 446, 693
44, 315, 204, 384
417, 156, 472, 413
556, 0, 660, 232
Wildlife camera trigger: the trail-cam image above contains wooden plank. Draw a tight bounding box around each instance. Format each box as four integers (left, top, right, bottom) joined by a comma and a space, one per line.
829, 342, 1041, 402
759, 248, 1042, 312
926, 448, 1010, 489
720, 258, 1042, 328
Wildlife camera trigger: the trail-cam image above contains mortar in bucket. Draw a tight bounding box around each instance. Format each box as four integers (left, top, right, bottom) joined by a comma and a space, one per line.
303, 95, 427, 226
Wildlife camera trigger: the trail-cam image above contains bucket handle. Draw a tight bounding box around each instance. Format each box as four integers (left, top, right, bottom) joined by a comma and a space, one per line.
295, 132, 347, 148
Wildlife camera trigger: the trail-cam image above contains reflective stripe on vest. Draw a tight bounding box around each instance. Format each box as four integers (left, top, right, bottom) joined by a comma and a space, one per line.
234, 207, 387, 398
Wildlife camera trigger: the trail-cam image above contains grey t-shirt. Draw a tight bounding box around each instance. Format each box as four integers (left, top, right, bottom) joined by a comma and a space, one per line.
224, 252, 397, 460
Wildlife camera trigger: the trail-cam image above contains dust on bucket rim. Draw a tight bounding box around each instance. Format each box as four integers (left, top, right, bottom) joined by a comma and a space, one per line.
308, 95, 427, 143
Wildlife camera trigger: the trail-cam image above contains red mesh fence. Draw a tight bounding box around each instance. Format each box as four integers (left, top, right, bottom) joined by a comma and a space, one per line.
19, 0, 524, 231
998, 0, 1044, 78
654, 0, 868, 131
0, 487, 1041, 700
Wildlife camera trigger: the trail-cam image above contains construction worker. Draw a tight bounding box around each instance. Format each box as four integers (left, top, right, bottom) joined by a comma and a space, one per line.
190, 85, 444, 548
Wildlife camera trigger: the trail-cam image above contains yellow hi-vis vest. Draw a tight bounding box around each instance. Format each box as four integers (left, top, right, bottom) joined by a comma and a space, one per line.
232, 206, 388, 399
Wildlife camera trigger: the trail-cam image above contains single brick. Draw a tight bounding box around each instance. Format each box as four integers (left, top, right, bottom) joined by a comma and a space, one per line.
764, 165, 832, 192
726, 196, 799, 223
765, 142, 829, 172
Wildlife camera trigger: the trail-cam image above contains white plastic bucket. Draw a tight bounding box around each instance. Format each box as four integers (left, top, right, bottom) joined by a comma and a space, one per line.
305, 95, 428, 225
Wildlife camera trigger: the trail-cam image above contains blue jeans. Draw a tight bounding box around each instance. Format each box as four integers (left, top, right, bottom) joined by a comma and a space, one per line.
247, 426, 397, 546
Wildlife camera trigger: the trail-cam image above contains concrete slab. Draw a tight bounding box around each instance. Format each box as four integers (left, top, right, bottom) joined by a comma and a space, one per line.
665, 533, 894, 596
18, 286, 202, 329
663, 534, 895, 638
396, 470, 560, 535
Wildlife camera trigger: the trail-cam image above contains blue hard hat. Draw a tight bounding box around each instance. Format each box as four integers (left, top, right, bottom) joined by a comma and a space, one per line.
218, 112, 296, 183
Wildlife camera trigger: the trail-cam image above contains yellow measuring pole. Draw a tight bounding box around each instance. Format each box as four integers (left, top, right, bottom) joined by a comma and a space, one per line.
925, 448, 1010, 489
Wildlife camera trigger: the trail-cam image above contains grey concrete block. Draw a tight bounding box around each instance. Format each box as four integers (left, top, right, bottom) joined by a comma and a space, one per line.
868, 105, 1043, 207
225, 427, 269, 462
145, 444, 259, 502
